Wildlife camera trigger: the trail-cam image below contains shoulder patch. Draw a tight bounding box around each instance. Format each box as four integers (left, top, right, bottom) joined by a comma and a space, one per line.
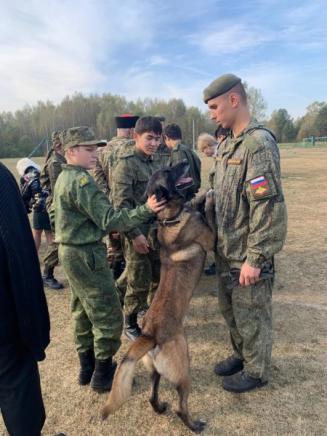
79, 175, 90, 187
249, 175, 270, 199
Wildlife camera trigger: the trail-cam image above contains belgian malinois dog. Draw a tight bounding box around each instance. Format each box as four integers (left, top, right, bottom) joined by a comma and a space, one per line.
102, 161, 215, 433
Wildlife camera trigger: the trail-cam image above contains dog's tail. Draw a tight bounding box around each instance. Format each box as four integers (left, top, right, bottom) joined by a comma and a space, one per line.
102, 334, 156, 419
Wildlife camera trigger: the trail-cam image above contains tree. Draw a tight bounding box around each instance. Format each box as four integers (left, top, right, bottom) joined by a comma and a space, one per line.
243, 82, 267, 121
296, 101, 325, 140
267, 109, 296, 142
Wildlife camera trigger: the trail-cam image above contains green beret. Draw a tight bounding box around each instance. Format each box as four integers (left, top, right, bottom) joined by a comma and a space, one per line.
203, 74, 242, 104
61, 126, 107, 151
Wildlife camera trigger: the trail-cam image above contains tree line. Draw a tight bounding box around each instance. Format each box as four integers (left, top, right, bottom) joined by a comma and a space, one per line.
0, 88, 326, 158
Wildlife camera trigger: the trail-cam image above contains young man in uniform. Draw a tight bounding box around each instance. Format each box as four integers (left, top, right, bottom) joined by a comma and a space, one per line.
52, 126, 165, 392
163, 123, 201, 201
203, 74, 287, 392
111, 116, 162, 341
92, 114, 139, 282
40, 131, 66, 289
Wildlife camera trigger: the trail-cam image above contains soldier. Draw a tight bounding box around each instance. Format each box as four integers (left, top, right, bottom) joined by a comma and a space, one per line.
203, 74, 287, 392
163, 123, 201, 201
92, 114, 139, 195
40, 131, 66, 290
111, 116, 162, 341
92, 114, 139, 285
52, 126, 165, 392
153, 115, 170, 167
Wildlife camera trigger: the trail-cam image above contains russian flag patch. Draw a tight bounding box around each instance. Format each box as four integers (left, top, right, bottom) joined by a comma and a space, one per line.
249, 175, 270, 198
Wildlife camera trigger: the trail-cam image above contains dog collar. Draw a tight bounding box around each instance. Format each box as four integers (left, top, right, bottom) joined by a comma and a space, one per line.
158, 217, 181, 227
157, 207, 185, 227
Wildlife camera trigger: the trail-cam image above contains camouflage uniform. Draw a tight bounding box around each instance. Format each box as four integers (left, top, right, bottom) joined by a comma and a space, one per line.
92, 137, 135, 284
111, 148, 161, 316
53, 164, 154, 359
40, 148, 66, 270
168, 142, 201, 201
213, 120, 287, 381
154, 142, 171, 168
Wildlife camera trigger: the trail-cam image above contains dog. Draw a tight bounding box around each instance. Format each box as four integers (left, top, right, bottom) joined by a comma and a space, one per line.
102, 161, 215, 433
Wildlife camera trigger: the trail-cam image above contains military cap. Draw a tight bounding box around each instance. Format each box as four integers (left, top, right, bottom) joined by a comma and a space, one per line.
203, 74, 242, 103
51, 130, 61, 147
61, 126, 107, 151
115, 114, 139, 129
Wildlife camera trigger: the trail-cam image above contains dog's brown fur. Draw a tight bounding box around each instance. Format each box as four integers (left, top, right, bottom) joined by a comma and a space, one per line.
102, 164, 215, 433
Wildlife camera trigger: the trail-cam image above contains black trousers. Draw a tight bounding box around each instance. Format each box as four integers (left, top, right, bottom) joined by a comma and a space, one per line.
0, 351, 45, 436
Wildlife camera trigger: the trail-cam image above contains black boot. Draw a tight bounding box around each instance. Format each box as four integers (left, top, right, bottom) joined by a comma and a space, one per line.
90, 357, 117, 393
78, 349, 95, 385
222, 370, 268, 393
214, 356, 244, 376
124, 313, 141, 341
43, 266, 64, 290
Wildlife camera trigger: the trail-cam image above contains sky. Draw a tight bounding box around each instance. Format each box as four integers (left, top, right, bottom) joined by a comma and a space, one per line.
0, 0, 326, 118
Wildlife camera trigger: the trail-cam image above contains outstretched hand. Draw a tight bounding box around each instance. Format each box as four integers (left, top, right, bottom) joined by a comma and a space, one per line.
146, 195, 166, 213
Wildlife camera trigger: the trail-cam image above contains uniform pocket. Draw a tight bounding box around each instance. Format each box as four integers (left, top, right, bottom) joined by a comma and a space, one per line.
84, 244, 107, 272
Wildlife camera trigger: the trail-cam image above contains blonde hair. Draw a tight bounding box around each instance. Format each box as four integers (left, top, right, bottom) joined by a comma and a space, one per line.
197, 133, 217, 152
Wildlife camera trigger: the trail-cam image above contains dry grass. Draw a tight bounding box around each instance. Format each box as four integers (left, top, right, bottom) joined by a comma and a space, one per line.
1, 148, 327, 436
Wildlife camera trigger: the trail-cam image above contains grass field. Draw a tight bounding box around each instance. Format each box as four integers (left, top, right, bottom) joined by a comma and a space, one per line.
1, 147, 327, 435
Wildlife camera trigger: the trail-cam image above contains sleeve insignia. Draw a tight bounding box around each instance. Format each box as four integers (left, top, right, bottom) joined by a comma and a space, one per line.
249, 175, 270, 198
79, 175, 90, 187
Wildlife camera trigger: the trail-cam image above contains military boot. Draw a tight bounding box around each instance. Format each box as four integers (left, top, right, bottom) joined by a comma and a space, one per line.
222, 370, 267, 393
78, 349, 95, 385
90, 357, 117, 393
214, 356, 244, 376
124, 313, 141, 341
43, 266, 64, 290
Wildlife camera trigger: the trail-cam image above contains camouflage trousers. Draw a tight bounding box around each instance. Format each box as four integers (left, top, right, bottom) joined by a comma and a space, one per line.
58, 242, 123, 360
217, 257, 273, 382
43, 239, 59, 270
122, 235, 161, 316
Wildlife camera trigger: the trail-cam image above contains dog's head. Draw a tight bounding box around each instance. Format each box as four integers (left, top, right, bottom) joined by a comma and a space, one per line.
147, 160, 193, 202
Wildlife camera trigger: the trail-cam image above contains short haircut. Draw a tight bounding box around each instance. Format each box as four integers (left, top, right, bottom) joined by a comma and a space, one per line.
134, 116, 162, 135
197, 133, 217, 152
163, 123, 182, 140
230, 82, 247, 104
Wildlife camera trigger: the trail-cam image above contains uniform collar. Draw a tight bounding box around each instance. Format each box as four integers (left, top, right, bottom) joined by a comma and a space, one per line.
62, 164, 88, 172
134, 148, 153, 162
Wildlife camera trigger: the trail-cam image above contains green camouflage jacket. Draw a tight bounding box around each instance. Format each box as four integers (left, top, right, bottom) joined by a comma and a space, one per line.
111, 148, 160, 240
52, 165, 154, 245
40, 149, 66, 208
213, 120, 287, 268
92, 136, 134, 196
169, 142, 201, 200
153, 142, 171, 168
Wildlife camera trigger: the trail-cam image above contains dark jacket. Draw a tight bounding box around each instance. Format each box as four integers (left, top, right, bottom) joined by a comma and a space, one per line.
0, 163, 50, 363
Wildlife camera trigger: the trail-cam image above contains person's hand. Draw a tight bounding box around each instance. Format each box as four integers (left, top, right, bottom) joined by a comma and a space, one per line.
146, 194, 166, 213
132, 234, 150, 254
239, 261, 261, 286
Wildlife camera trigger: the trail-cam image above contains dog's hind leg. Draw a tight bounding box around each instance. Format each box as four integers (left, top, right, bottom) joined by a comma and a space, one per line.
149, 370, 168, 414
156, 335, 207, 433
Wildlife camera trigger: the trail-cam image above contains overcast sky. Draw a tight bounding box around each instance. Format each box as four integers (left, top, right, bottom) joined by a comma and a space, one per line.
0, 0, 326, 118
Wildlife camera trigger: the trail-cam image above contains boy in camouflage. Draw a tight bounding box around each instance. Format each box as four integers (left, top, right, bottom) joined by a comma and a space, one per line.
52, 126, 165, 393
